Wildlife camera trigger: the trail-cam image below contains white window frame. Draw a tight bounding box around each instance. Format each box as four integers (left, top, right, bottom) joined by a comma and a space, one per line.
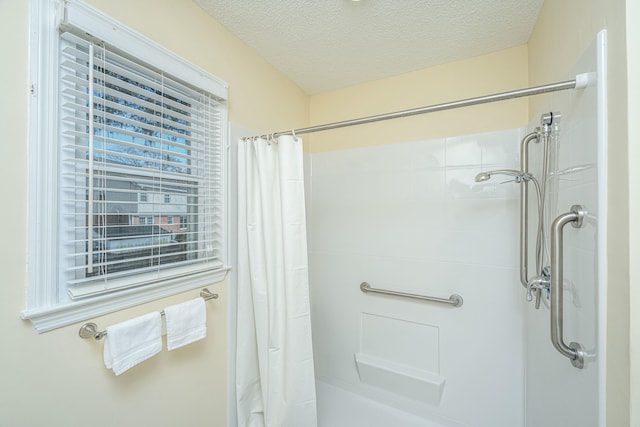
22, 0, 230, 332
140, 216, 154, 226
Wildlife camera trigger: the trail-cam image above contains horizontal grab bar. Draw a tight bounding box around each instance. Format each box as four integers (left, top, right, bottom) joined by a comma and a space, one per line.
360, 282, 463, 307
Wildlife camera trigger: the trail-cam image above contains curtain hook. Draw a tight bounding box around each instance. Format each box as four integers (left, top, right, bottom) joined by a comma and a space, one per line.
291, 129, 296, 140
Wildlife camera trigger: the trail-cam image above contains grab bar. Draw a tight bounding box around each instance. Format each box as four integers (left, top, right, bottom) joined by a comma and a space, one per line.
360, 282, 463, 307
550, 205, 587, 369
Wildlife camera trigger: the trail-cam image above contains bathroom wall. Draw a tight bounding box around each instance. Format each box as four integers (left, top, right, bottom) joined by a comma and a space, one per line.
308, 45, 529, 153
527, 2, 630, 423
525, 33, 604, 426
307, 127, 526, 426
305, 0, 632, 423
0, 0, 307, 425
304, 36, 531, 427
304, 32, 532, 427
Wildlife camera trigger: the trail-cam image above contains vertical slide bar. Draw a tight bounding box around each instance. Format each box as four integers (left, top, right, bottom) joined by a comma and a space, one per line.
520, 131, 539, 287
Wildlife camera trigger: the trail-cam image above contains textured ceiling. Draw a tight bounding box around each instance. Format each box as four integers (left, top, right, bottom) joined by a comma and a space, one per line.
194, 0, 544, 94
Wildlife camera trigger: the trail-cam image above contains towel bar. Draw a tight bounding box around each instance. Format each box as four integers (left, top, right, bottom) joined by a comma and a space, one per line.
78, 288, 218, 340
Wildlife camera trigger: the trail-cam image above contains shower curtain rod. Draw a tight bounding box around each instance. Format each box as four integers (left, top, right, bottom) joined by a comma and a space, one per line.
246, 73, 592, 139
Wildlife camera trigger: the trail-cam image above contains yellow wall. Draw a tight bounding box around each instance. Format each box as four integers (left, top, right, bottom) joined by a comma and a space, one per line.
528, 0, 630, 425
0, 0, 308, 426
307, 45, 529, 152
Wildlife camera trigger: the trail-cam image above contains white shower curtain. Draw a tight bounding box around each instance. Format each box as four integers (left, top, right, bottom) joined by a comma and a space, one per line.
236, 135, 317, 427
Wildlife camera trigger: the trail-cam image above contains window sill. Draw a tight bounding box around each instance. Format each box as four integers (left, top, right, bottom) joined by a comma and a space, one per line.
21, 266, 229, 333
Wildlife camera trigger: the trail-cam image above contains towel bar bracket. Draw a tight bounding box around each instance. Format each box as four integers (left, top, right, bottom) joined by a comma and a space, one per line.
78, 322, 106, 340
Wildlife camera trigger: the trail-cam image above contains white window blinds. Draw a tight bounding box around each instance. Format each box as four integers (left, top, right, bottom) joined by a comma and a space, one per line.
59, 31, 226, 298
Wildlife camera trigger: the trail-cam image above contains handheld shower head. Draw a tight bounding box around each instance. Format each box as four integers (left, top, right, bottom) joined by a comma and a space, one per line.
474, 169, 533, 183
475, 172, 492, 182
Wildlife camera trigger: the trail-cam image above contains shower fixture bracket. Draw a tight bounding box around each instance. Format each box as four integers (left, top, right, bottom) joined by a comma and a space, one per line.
541, 113, 553, 137
541, 112, 554, 126
568, 342, 586, 369
540, 112, 561, 137
526, 273, 550, 305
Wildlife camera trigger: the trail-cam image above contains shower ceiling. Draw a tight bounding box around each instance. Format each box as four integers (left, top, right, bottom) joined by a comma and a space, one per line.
194, 0, 544, 94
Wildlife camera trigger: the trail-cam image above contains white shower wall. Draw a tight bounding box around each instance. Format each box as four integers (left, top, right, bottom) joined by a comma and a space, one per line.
306, 128, 528, 427
524, 32, 605, 426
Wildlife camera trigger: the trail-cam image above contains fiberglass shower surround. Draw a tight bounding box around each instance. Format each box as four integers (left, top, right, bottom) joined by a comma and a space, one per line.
475, 113, 588, 368
237, 70, 599, 427
244, 74, 595, 371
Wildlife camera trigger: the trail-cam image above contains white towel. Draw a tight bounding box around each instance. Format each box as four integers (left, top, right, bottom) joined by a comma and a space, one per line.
164, 297, 207, 351
103, 311, 162, 376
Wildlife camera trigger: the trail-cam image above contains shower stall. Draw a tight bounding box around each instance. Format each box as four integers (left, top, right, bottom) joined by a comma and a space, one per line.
230, 32, 606, 427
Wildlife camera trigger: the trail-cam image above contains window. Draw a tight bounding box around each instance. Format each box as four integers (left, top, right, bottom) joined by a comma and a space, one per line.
23, 0, 229, 331
167, 216, 174, 225
139, 216, 154, 225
